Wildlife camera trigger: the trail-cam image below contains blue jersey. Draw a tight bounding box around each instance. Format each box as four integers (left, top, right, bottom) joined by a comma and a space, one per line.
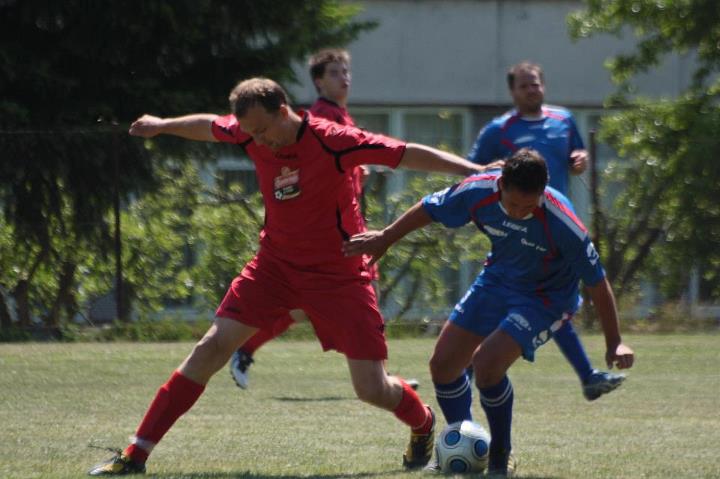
467, 106, 584, 194
422, 173, 605, 313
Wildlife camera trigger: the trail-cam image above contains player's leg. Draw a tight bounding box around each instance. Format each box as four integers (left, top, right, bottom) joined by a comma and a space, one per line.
89, 253, 294, 476
89, 317, 257, 476
475, 301, 560, 477
347, 358, 435, 469
429, 281, 501, 427
429, 321, 481, 425
302, 277, 433, 469
472, 329, 522, 477
553, 320, 625, 400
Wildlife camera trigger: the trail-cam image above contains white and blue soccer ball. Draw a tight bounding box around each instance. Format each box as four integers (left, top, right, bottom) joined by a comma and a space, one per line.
435, 420, 491, 474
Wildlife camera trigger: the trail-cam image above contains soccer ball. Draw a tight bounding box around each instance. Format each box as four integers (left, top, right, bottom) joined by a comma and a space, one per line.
435, 420, 490, 474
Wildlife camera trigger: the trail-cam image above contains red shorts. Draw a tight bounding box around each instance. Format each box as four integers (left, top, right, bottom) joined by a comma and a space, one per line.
216, 252, 387, 360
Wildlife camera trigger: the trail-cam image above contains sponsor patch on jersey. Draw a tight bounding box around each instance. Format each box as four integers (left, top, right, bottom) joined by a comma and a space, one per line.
273, 166, 300, 200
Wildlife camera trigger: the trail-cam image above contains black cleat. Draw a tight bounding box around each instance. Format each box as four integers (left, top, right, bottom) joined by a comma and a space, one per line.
88, 450, 146, 476
402, 407, 435, 469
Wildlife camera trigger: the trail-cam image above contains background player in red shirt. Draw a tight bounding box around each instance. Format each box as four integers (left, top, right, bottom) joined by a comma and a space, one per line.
88, 77, 494, 476
228, 49, 419, 391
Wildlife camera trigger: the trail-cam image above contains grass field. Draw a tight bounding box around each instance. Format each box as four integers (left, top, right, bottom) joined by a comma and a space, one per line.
1, 334, 719, 478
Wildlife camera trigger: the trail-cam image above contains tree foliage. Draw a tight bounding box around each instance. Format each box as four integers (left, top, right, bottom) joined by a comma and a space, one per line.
568, 1, 720, 301
0, 0, 374, 330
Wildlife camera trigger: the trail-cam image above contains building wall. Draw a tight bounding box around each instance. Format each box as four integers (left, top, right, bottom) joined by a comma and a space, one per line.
290, 0, 693, 107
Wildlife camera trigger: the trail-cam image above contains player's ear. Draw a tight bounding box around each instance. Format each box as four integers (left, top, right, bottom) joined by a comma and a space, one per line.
278, 104, 289, 119
313, 77, 323, 93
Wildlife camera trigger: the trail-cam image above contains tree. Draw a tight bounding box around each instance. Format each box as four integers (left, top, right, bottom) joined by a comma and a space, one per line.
568, 0, 720, 302
364, 172, 491, 322
0, 1, 374, 330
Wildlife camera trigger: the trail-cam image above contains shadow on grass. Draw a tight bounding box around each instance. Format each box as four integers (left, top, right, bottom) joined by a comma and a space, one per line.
149, 472, 559, 479
150, 471, 402, 479
271, 395, 354, 402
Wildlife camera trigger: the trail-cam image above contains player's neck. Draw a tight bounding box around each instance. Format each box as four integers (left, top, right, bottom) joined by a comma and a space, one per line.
517, 105, 543, 120
283, 109, 305, 146
320, 94, 347, 109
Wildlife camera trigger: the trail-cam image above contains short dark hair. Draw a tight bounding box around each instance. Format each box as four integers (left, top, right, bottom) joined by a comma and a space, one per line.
308, 48, 350, 91
501, 148, 548, 194
229, 77, 288, 118
507, 61, 544, 89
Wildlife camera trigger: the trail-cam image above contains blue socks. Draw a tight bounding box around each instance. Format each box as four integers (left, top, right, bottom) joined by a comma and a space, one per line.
553, 321, 594, 382
434, 373, 473, 425
480, 375, 514, 468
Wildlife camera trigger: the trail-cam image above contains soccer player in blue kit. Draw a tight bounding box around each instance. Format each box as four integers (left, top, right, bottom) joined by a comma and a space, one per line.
466, 61, 625, 401
343, 148, 635, 477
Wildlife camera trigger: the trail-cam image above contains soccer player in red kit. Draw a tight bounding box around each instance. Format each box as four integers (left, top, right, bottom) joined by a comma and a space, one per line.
227, 49, 414, 391
88, 77, 492, 476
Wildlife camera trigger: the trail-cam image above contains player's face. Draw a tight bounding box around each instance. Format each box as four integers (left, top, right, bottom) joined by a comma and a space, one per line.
510, 69, 544, 115
315, 61, 351, 103
499, 183, 541, 220
237, 104, 292, 150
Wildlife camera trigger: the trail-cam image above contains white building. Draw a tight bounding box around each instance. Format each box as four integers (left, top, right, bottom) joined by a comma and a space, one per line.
286, 0, 694, 219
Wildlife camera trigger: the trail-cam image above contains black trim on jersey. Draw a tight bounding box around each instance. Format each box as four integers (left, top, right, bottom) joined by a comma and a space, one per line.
296, 113, 309, 142
238, 137, 252, 151
307, 124, 387, 173
336, 206, 350, 241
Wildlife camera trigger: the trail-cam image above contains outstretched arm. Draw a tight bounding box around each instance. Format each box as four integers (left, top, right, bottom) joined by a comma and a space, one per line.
342, 201, 433, 265
398, 143, 490, 176
129, 114, 219, 142
586, 277, 635, 370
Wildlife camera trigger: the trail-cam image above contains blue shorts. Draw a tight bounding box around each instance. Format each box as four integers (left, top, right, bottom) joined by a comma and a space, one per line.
449, 280, 572, 362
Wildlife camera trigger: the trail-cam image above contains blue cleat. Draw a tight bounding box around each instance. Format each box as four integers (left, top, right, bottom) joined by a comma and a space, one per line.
582, 369, 626, 401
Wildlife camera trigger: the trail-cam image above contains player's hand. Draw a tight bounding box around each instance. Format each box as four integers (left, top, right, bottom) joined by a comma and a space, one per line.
484, 160, 505, 171
129, 114, 165, 138
569, 149, 588, 175
606, 343, 634, 370
342, 230, 390, 266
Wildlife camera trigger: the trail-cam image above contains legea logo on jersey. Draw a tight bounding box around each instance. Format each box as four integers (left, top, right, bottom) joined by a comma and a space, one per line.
273, 167, 300, 200
502, 220, 527, 233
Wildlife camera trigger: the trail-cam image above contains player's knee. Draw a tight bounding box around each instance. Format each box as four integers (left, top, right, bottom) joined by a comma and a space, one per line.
471, 355, 504, 389
190, 333, 232, 370
429, 353, 459, 384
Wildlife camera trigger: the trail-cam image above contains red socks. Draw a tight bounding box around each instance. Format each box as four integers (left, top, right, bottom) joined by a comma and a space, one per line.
393, 380, 433, 433
124, 370, 205, 464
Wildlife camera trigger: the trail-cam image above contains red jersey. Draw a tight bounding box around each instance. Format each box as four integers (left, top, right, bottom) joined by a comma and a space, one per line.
211, 112, 405, 269
309, 97, 355, 127
309, 97, 364, 197
309, 97, 379, 281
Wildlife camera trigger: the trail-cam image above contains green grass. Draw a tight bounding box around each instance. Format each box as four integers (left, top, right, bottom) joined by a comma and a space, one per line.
1, 334, 719, 478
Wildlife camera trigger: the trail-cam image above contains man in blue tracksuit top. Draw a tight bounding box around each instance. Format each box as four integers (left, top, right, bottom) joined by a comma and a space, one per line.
466, 61, 625, 401
342, 148, 635, 476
